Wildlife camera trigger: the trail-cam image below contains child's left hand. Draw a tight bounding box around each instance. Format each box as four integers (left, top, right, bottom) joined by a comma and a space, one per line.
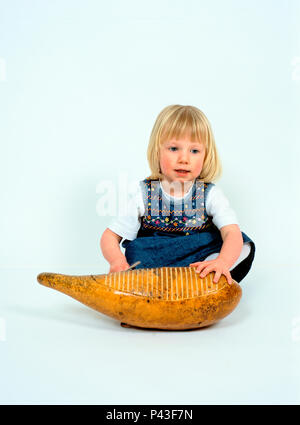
189, 258, 232, 285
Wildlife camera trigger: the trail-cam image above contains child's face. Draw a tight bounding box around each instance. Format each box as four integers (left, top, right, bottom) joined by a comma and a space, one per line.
159, 135, 205, 184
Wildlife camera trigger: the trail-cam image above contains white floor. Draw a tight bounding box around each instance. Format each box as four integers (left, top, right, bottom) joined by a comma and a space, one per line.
0, 265, 299, 405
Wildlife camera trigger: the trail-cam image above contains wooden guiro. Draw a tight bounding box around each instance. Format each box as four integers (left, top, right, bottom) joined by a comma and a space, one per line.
37, 267, 242, 330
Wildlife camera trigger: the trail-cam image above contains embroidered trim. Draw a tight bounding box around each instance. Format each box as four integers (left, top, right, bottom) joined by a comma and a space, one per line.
141, 220, 213, 233
140, 178, 212, 234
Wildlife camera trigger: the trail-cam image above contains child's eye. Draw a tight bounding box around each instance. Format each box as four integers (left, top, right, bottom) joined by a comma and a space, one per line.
191, 149, 200, 154
169, 147, 177, 152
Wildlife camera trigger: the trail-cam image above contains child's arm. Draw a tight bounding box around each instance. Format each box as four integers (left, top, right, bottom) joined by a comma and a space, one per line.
100, 228, 130, 273
190, 224, 243, 284
218, 224, 244, 269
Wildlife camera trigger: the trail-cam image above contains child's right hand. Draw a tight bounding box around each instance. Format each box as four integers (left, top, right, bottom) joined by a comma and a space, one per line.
109, 258, 130, 273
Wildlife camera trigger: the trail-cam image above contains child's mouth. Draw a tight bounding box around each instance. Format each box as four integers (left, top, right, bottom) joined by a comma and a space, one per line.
175, 170, 189, 175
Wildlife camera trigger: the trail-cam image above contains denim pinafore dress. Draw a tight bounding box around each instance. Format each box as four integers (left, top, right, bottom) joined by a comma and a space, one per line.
122, 178, 255, 283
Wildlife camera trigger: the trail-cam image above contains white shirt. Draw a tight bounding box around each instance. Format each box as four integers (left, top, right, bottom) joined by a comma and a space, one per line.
108, 181, 239, 241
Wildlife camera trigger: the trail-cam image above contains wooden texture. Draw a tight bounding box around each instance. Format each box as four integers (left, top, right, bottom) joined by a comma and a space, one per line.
37, 267, 242, 330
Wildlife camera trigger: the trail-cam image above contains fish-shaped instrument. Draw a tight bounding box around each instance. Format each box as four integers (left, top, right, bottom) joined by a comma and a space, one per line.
37, 267, 242, 330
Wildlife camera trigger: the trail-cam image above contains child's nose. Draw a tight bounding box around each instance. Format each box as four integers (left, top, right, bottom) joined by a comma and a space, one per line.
178, 150, 189, 162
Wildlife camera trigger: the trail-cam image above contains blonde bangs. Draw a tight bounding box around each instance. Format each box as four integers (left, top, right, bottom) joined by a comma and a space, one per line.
147, 104, 222, 182
160, 108, 203, 144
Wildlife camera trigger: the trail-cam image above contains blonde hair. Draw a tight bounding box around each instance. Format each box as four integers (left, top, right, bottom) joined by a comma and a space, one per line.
147, 104, 222, 182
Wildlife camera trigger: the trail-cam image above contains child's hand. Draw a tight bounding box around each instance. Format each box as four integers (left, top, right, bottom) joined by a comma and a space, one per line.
189, 258, 232, 285
109, 258, 130, 273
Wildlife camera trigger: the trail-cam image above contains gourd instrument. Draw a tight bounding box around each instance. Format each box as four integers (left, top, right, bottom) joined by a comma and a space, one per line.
37, 266, 242, 330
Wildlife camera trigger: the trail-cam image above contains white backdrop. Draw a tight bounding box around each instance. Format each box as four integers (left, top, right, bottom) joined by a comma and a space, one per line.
0, 0, 299, 270
1, 0, 299, 405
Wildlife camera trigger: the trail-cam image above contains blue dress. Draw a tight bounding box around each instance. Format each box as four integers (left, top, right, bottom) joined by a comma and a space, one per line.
122, 179, 255, 283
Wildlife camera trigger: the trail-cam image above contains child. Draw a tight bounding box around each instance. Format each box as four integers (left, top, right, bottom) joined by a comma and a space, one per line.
100, 104, 255, 284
